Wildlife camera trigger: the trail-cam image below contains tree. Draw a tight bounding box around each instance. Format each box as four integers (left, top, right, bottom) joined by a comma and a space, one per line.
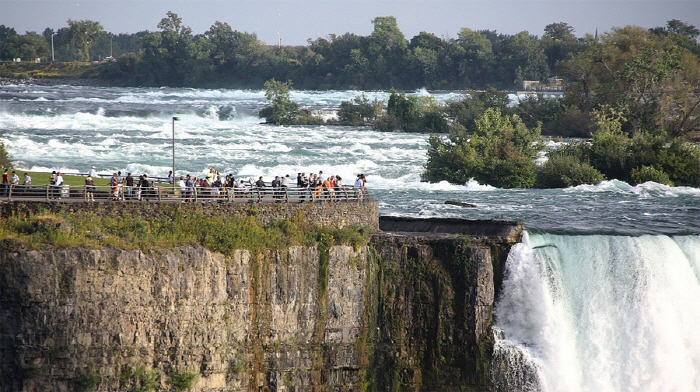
501, 31, 549, 86
259, 79, 300, 124
66, 19, 105, 61
0, 25, 18, 56
424, 108, 543, 188
561, 25, 700, 138
0, 33, 50, 60
666, 19, 700, 40
455, 28, 494, 87
0, 134, 12, 170
542, 22, 578, 71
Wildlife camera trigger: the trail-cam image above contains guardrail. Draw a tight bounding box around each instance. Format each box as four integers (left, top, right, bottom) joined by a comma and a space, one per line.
0, 184, 370, 204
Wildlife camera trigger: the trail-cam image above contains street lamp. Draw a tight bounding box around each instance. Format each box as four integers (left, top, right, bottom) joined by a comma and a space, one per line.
51, 33, 57, 62
172, 117, 180, 185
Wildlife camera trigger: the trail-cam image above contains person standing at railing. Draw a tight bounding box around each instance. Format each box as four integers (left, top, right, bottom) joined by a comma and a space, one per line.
10, 171, 19, 185
138, 174, 151, 201
185, 175, 194, 202
23, 173, 31, 185
110, 173, 119, 200
87, 166, 97, 178
124, 173, 134, 200
281, 174, 290, 202
85, 176, 95, 202
271, 176, 281, 201
255, 176, 266, 201
168, 171, 174, 185
1, 168, 8, 197
54, 172, 64, 199
354, 174, 363, 199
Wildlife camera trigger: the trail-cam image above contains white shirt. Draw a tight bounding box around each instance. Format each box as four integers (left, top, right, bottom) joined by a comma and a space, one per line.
87, 168, 97, 177
354, 178, 363, 188
55, 175, 64, 186
281, 176, 290, 187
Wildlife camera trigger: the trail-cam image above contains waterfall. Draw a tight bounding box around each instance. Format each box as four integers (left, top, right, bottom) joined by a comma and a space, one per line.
493, 232, 700, 392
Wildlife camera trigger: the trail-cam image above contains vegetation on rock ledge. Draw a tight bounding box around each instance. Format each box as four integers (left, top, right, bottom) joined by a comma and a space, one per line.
0, 209, 373, 254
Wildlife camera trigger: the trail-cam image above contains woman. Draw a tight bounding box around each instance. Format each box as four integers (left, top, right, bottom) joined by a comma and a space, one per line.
85, 176, 96, 202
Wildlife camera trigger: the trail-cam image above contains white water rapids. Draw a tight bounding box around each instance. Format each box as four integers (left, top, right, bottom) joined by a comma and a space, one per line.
493, 232, 700, 392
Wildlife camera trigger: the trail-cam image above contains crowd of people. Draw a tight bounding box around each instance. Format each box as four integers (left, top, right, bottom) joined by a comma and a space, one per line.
79, 166, 368, 203
172, 167, 368, 202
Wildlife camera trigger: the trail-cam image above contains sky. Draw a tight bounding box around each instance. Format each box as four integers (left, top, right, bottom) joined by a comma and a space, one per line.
1, 0, 698, 45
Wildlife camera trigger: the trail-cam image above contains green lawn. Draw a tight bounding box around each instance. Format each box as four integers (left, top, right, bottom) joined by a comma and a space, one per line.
11, 171, 168, 187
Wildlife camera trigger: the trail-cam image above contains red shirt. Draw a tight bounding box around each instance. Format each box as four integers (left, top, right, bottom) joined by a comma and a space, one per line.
2, 173, 8, 183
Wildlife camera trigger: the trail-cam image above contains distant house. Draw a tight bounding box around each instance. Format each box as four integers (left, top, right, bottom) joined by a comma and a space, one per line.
523, 78, 564, 92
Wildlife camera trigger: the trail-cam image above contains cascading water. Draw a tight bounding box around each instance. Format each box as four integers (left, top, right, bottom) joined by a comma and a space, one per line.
493, 232, 700, 392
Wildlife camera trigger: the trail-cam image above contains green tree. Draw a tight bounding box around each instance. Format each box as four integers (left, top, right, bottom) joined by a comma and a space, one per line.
0, 33, 50, 60
0, 134, 13, 170
542, 22, 578, 71
66, 19, 105, 61
0, 25, 18, 56
455, 28, 494, 87
424, 108, 543, 188
259, 79, 300, 124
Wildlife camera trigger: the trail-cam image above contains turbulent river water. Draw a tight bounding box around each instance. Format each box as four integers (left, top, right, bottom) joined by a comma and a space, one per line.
2, 84, 699, 391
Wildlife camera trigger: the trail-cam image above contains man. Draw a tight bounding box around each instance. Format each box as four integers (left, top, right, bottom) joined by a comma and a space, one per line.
178, 176, 187, 202
55, 171, 64, 199
23, 173, 31, 185
185, 174, 194, 202
138, 174, 150, 200
354, 174, 364, 199
255, 176, 266, 201
10, 171, 19, 185
124, 173, 134, 200
87, 166, 97, 178
271, 175, 281, 200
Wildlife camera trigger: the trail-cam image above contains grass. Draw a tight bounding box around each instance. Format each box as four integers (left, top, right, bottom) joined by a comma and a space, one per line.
0, 62, 105, 79
9, 170, 169, 187
0, 209, 374, 255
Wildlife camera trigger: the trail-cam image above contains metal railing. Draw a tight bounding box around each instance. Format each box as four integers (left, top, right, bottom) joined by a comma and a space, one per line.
0, 184, 370, 204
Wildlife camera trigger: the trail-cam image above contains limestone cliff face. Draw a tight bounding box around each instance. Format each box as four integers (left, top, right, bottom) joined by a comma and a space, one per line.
0, 229, 518, 391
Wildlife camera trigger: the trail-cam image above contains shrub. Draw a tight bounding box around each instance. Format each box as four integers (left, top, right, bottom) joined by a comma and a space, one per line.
631, 165, 674, 186
536, 155, 605, 188
76, 368, 101, 392
338, 94, 380, 125
259, 79, 300, 125
656, 140, 700, 187
423, 108, 543, 188
169, 371, 199, 391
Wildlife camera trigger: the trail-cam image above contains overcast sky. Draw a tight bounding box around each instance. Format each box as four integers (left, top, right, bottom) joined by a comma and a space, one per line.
1, 0, 698, 45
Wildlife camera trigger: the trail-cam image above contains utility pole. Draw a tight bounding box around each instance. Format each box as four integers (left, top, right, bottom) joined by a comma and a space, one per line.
51, 33, 57, 61
172, 116, 180, 186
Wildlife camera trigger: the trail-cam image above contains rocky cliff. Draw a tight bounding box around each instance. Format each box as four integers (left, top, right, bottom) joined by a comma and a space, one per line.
0, 218, 520, 391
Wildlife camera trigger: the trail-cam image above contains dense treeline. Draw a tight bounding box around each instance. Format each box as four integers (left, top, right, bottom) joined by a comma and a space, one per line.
2, 12, 697, 91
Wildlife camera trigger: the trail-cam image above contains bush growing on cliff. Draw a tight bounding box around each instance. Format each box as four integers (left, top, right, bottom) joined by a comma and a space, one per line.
168, 371, 199, 391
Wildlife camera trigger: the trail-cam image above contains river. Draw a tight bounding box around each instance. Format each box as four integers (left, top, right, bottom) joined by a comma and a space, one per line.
1, 84, 699, 391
